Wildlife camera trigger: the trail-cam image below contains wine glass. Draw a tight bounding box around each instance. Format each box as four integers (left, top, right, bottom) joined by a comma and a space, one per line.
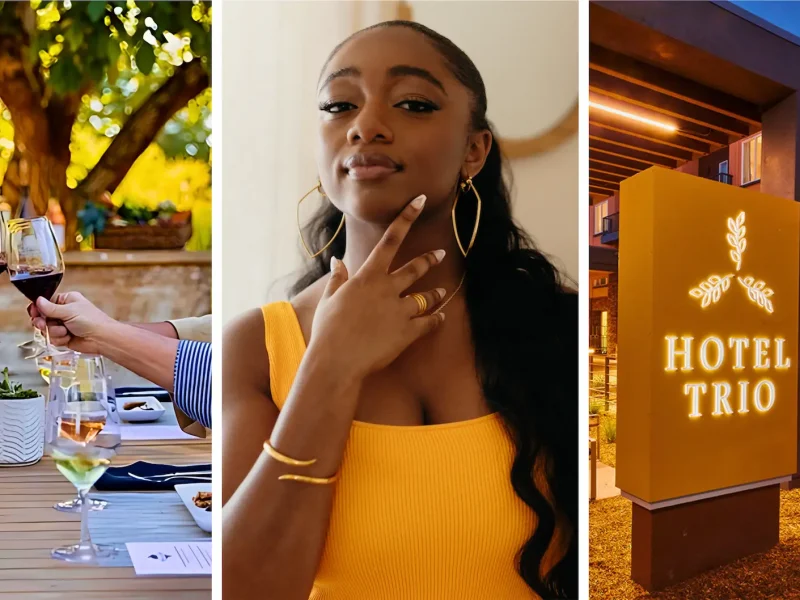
52, 353, 115, 513
47, 353, 117, 562
7, 216, 64, 349
0, 211, 7, 278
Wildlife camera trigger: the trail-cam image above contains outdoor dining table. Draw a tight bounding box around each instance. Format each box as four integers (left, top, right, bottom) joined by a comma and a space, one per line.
0, 333, 212, 599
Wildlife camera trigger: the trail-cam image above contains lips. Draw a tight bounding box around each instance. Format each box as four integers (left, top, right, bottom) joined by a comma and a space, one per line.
343, 153, 402, 181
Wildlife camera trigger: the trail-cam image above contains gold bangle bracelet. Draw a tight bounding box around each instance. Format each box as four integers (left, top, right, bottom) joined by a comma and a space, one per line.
278, 472, 340, 485
263, 441, 317, 467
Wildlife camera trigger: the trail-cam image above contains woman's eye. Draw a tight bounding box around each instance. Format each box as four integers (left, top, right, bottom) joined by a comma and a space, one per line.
320, 102, 356, 114
396, 100, 438, 113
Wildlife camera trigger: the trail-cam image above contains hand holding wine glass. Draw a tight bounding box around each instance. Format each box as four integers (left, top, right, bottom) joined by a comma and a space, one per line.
29, 291, 117, 354
7, 216, 64, 350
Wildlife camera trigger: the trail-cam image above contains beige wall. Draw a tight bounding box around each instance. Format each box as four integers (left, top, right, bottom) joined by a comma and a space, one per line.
222, 1, 578, 323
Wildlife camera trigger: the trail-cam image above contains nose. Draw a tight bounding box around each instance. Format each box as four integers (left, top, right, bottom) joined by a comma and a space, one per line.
346, 102, 393, 145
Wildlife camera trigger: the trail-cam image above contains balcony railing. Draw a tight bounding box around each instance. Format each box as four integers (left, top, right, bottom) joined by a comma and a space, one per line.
717, 172, 734, 185
601, 212, 619, 245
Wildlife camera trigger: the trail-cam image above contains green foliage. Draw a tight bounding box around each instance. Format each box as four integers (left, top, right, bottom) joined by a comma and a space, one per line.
601, 417, 617, 444
21, 0, 211, 96
76, 201, 108, 237
0, 0, 213, 250
0, 106, 12, 180
589, 400, 604, 415
0, 368, 39, 400
78, 198, 181, 238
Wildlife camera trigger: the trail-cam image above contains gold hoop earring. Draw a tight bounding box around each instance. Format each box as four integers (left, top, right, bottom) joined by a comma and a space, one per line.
451, 177, 481, 257
297, 182, 345, 259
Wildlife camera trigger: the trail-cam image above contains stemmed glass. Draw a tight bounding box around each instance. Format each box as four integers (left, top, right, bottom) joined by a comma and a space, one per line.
47, 352, 118, 562
7, 216, 64, 350
52, 353, 115, 513
0, 211, 7, 278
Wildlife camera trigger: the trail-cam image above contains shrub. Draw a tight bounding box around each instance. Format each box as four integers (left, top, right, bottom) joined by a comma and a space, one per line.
602, 418, 617, 443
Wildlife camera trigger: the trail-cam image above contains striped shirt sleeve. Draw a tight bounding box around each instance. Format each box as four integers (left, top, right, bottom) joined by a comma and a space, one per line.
173, 340, 212, 429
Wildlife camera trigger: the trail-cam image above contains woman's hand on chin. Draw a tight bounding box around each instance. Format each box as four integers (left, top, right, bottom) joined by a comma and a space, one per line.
308, 194, 448, 381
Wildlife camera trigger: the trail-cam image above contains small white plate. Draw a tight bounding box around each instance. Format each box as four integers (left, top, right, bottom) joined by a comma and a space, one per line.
117, 396, 165, 423
175, 483, 212, 533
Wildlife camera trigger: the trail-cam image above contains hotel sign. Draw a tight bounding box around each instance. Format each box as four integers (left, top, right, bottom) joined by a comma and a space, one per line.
616, 168, 799, 504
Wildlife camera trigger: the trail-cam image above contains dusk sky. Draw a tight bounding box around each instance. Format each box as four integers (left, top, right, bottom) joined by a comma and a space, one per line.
731, 1, 800, 39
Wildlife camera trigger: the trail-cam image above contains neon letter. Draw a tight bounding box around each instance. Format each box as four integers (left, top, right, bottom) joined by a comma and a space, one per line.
775, 338, 791, 369
700, 337, 724, 371
737, 380, 750, 414
754, 379, 776, 412
754, 338, 771, 369
729, 337, 750, 371
684, 382, 706, 418
666, 336, 694, 372
711, 382, 733, 415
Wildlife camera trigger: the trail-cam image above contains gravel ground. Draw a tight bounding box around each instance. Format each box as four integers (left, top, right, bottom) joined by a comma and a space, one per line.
590, 489, 800, 599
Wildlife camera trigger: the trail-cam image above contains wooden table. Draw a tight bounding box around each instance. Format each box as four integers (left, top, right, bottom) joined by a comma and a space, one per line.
0, 334, 212, 599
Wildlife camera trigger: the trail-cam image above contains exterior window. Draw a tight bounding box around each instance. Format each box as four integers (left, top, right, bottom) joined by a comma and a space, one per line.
600, 311, 608, 354
719, 160, 728, 174
594, 200, 609, 235
742, 134, 762, 185
593, 277, 609, 288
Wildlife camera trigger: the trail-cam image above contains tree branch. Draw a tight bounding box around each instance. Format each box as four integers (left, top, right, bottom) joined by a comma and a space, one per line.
77, 60, 210, 200
0, 8, 50, 215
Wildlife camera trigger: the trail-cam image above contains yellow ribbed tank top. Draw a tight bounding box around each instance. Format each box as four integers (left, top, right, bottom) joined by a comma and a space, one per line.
263, 302, 541, 599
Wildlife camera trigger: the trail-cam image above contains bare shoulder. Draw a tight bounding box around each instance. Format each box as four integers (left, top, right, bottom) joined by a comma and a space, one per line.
223, 307, 270, 397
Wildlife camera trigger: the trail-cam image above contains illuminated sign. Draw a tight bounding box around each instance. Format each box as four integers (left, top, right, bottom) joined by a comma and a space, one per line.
669, 211, 788, 420
616, 168, 799, 504
688, 212, 775, 313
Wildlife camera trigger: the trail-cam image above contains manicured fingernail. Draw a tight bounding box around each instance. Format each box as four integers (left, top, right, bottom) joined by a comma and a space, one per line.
433, 249, 446, 262
411, 194, 426, 209
435, 288, 446, 299
330, 256, 338, 270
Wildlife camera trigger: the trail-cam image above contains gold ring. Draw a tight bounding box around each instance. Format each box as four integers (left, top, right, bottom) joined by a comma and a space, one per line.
410, 293, 428, 315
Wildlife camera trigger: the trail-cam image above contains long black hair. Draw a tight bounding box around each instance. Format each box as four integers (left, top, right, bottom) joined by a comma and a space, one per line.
292, 21, 577, 599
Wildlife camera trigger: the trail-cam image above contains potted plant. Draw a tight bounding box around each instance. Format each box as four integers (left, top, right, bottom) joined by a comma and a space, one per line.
78, 194, 193, 251
0, 368, 45, 467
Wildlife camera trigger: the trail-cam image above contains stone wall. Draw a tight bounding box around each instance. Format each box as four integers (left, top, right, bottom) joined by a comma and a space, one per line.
0, 250, 211, 333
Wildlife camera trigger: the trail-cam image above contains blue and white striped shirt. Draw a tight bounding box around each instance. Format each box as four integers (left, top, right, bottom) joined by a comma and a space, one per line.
173, 340, 212, 429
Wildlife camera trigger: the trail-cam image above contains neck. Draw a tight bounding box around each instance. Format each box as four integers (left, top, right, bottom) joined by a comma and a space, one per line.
342, 202, 466, 296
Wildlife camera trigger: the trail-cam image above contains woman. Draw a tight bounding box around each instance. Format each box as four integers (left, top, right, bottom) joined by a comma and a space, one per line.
223, 21, 577, 600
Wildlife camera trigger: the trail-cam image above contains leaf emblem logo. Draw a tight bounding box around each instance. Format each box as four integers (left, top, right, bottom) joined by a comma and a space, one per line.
688, 212, 775, 314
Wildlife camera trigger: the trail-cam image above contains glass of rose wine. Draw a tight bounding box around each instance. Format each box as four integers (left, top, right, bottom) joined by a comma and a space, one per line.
47, 353, 117, 562
52, 353, 114, 513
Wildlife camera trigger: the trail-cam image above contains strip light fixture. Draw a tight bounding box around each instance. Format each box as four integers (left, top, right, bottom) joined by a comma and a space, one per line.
590, 100, 677, 132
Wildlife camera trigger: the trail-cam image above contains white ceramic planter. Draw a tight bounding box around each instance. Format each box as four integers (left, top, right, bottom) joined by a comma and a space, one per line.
0, 395, 45, 467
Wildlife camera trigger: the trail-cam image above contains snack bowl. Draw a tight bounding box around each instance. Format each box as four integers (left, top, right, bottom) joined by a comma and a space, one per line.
117, 396, 165, 423
175, 483, 212, 533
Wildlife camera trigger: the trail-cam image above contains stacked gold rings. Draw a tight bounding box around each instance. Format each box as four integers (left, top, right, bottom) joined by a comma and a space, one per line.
410, 293, 428, 315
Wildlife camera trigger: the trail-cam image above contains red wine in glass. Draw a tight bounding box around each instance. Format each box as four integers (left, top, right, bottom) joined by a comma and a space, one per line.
7, 217, 65, 305
10, 269, 63, 302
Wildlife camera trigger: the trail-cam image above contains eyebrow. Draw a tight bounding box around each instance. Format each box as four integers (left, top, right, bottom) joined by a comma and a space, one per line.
318, 65, 448, 95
